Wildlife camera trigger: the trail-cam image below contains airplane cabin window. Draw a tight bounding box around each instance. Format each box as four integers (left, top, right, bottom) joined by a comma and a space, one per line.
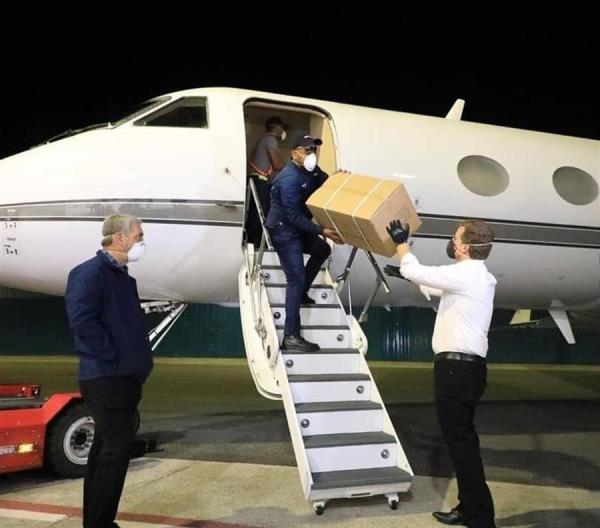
552, 166, 598, 205
134, 97, 208, 128
457, 155, 509, 197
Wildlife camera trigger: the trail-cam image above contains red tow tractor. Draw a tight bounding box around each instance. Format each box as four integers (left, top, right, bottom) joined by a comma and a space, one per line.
0, 383, 139, 478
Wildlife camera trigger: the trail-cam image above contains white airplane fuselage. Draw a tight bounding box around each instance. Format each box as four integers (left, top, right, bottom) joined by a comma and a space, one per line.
1, 87, 599, 313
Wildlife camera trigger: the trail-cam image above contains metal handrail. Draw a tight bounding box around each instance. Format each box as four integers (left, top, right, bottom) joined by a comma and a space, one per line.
248, 178, 273, 282
243, 178, 274, 335
335, 247, 358, 290
365, 250, 391, 295
336, 247, 392, 323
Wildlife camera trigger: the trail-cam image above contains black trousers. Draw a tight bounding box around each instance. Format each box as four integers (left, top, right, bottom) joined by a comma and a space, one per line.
79, 376, 142, 528
434, 359, 495, 528
270, 227, 331, 336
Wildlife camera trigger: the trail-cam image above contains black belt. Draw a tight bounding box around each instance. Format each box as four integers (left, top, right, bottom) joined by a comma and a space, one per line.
435, 352, 485, 363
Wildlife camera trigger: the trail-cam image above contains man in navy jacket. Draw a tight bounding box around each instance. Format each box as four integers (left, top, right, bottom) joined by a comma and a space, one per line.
65, 214, 152, 528
265, 134, 342, 352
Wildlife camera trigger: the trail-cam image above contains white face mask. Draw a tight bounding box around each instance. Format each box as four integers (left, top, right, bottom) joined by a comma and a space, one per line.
303, 152, 317, 172
127, 242, 147, 262
280, 130, 287, 141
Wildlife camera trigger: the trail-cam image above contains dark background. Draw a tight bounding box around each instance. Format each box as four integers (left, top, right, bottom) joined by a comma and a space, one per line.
1, 9, 597, 159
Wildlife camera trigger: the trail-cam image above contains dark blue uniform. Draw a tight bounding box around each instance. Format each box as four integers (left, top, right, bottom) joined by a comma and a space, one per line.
265, 161, 331, 336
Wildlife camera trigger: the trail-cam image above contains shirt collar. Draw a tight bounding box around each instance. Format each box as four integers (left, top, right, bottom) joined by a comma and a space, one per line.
98, 249, 128, 272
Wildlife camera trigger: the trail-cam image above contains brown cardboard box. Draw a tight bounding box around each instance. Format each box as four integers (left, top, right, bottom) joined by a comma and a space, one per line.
307, 172, 421, 257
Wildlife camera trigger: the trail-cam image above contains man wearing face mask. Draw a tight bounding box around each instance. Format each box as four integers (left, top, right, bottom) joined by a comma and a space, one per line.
265, 134, 343, 352
65, 214, 152, 528
384, 219, 497, 528
246, 116, 288, 246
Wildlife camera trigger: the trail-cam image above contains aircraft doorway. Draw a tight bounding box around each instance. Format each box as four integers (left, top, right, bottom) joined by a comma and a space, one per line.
242, 101, 338, 247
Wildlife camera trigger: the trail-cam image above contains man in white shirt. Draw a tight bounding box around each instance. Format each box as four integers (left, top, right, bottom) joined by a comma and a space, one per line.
385, 219, 497, 528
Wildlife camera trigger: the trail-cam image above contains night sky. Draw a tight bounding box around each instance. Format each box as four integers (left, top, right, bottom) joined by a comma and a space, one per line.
1, 11, 598, 160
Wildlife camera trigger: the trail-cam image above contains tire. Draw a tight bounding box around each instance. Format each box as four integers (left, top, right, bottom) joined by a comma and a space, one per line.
46, 402, 95, 478
46, 402, 141, 478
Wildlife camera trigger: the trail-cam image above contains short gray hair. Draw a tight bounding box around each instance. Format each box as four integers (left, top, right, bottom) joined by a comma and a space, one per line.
101, 214, 141, 247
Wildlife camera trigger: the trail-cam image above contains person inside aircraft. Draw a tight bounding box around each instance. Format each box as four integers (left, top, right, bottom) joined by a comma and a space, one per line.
265, 134, 343, 352
385, 219, 497, 528
246, 116, 288, 246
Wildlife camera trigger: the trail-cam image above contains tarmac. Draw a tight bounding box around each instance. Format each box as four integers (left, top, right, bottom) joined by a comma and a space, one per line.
1, 357, 599, 527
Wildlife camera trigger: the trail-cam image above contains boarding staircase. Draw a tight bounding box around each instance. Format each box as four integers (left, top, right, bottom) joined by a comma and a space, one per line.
238, 180, 413, 514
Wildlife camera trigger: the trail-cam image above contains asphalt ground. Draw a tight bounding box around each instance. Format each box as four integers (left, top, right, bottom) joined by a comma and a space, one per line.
1, 357, 599, 527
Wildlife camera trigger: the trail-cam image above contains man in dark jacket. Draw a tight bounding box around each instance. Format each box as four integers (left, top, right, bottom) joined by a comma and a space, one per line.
265, 134, 342, 352
65, 214, 152, 528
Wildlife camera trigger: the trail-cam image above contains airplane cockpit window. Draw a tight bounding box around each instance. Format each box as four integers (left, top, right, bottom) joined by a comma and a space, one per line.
113, 97, 171, 127
134, 97, 208, 128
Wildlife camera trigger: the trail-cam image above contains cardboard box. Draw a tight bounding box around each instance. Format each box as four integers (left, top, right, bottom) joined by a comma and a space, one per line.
307, 172, 421, 257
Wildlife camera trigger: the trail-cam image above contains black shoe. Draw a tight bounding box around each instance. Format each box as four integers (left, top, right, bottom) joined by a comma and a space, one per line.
301, 293, 316, 305
281, 335, 320, 352
432, 508, 466, 525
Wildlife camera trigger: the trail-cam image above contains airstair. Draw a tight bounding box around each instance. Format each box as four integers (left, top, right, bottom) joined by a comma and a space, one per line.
238, 180, 413, 514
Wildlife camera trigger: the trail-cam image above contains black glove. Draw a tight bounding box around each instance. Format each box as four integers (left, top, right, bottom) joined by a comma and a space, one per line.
386, 220, 410, 245
384, 264, 408, 281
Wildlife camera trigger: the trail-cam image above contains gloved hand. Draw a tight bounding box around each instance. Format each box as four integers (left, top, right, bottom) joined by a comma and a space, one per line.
386, 220, 410, 245
384, 264, 408, 281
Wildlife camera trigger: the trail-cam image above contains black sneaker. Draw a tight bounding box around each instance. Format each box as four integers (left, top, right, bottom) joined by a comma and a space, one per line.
281, 335, 320, 352
302, 294, 316, 305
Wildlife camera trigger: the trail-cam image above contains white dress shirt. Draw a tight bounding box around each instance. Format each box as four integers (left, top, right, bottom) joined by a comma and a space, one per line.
400, 253, 497, 358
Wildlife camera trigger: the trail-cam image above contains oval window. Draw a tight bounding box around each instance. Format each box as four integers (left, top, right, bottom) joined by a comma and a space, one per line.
552, 166, 598, 205
457, 155, 509, 197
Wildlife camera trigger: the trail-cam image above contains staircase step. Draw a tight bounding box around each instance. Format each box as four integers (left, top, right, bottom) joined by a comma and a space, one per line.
288, 374, 370, 383
276, 324, 349, 329
267, 284, 333, 289
270, 303, 339, 309
262, 265, 326, 271
304, 432, 395, 449
281, 348, 359, 355
296, 405, 382, 436
261, 251, 317, 266
304, 432, 398, 472
267, 284, 336, 304
289, 374, 372, 403
276, 325, 352, 349
296, 401, 381, 413
272, 305, 348, 326
311, 467, 413, 491
296, 401, 383, 435
283, 351, 361, 375
263, 268, 327, 285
